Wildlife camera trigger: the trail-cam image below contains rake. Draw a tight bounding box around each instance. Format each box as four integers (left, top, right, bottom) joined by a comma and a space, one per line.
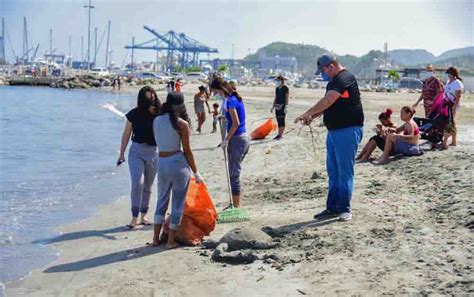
217, 117, 251, 223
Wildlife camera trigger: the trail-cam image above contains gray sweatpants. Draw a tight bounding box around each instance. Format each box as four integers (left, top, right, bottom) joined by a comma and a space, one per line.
128, 142, 158, 217
227, 133, 250, 195
154, 152, 191, 230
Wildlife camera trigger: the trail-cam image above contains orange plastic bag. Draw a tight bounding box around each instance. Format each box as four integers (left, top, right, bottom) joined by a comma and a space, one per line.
162, 179, 217, 246
176, 215, 205, 246
251, 118, 277, 140
184, 179, 218, 235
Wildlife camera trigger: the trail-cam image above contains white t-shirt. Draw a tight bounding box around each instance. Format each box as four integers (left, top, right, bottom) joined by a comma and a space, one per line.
444, 79, 464, 103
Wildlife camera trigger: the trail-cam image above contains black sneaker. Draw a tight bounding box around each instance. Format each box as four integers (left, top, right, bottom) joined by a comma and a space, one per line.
313, 209, 339, 220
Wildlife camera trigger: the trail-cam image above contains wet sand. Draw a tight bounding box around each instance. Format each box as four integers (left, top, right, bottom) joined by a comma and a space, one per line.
6, 85, 474, 296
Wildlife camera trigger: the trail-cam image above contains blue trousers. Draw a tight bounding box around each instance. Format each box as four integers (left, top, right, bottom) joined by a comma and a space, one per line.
128, 142, 158, 217
154, 152, 191, 230
326, 126, 363, 214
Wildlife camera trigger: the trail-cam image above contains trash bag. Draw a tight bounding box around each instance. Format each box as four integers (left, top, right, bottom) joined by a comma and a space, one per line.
176, 215, 205, 246
162, 179, 217, 246
184, 179, 218, 235
251, 118, 277, 140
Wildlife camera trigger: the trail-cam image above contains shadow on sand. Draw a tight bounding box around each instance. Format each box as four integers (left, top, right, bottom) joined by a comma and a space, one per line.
44, 245, 166, 273
262, 217, 340, 238
33, 225, 153, 245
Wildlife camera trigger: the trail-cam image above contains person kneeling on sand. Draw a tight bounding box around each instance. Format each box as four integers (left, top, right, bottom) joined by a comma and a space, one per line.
152, 92, 203, 249
374, 106, 421, 165
356, 109, 397, 162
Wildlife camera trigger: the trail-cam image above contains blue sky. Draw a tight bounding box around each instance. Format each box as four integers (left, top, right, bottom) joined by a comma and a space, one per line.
2, 0, 473, 66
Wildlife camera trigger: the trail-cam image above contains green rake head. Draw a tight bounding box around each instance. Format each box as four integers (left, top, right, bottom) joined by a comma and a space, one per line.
218, 207, 251, 223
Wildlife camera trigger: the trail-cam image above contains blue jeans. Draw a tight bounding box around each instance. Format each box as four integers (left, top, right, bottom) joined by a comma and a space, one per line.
326, 126, 363, 214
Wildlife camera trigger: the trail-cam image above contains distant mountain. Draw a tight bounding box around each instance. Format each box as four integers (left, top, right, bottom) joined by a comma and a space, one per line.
436, 46, 474, 61
244, 42, 329, 76
388, 49, 435, 66
243, 42, 392, 77
243, 42, 473, 77
432, 54, 474, 73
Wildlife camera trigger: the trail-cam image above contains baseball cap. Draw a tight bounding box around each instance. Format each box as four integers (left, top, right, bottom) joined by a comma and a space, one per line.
315, 54, 337, 75
275, 75, 286, 81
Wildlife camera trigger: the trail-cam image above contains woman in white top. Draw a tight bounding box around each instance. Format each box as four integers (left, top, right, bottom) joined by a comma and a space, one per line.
442, 67, 464, 149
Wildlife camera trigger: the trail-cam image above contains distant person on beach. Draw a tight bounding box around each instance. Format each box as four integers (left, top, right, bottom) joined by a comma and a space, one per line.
271, 75, 289, 140
295, 55, 364, 221
374, 106, 421, 164
117, 86, 161, 229
167, 80, 175, 93
112, 76, 121, 91
413, 64, 444, 117
229, 79, 237, 91
175, 78, 183, 92
356, 109, 397, 162
152, 91, 203, 249
442, 67, 464, 150
194, 85, 211, 133
211, 77, 249, 209
211, 103, 219, 133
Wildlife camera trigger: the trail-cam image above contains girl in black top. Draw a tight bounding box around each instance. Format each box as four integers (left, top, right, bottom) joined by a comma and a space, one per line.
117, 86, 161, 229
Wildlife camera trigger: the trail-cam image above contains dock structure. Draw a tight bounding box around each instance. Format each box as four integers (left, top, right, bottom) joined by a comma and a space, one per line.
8, 76, 60, 86
124, 26, 218, 70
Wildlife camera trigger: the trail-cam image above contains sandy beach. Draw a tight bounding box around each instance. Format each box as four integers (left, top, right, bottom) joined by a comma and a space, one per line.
5, 84, 474, 296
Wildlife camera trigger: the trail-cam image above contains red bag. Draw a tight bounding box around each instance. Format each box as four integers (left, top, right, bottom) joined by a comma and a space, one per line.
251, 118, 277, 140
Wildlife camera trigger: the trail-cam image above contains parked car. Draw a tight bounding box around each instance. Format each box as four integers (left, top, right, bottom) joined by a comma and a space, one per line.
90, 67, 110, 77
155, 73, 173, 81
263, 75, 278, 83
398, 77, 423, 90
185, 72, 207, 82
170, 72, 184, 79
136, 72, 163, 80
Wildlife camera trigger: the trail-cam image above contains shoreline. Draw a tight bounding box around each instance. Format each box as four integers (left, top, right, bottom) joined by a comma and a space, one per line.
4, 85, 474, 296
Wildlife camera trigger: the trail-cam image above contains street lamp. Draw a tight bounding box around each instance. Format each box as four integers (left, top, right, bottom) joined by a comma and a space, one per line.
83, 0, 95, 70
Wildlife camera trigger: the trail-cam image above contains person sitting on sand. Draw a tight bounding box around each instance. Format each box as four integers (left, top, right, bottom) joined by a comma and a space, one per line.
194, 85, 211, 133
374, 106, 421, 164
356, 109, 397, 162
152, 91, 203, 249
117, 86, 161, 229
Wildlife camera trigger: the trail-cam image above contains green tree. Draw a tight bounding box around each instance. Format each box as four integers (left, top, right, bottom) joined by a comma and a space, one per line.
217, 64, 229, 73
387, 70, 400, 81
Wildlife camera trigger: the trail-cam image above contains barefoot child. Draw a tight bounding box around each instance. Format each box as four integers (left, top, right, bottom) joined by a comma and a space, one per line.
357, 109, 397, 161
375, 106, 421, 164
211, 103, 219, 133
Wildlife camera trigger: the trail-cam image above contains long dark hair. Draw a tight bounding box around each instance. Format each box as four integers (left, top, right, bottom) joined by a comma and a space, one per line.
446, 67, 463, 82
137, 86, 161, 111
160, 91, 191, 132
210, 76, 243, 101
